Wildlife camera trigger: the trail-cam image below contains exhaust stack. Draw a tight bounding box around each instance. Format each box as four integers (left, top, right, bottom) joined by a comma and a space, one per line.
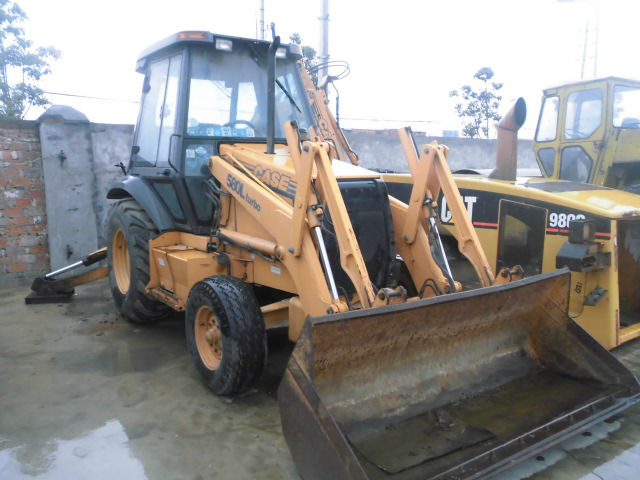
490, 97, 527, 181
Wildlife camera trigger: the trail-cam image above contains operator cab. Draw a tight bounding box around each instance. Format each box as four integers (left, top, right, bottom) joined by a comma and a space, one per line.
533, 77, 640, 188
128, 31, 314, 233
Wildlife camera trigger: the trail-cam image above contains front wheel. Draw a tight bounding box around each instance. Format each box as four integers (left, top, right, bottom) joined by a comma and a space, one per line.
185, 276, 267, 396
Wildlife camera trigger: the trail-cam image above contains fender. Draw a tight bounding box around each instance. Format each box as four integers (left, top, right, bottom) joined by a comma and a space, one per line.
107, 176, 176, 232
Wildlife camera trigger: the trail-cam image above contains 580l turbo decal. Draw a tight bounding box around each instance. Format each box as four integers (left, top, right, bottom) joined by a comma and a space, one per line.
227, 174, 261, 212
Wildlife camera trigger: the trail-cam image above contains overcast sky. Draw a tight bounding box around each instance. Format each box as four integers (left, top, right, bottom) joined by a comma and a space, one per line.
17, 0, 640, 138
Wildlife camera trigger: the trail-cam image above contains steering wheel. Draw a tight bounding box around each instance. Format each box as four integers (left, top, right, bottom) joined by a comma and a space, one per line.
223, 120, 256, 130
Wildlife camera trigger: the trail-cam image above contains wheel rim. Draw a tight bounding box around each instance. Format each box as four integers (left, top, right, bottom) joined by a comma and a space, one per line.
195, 305, 222, 370
112, 229, 130, 294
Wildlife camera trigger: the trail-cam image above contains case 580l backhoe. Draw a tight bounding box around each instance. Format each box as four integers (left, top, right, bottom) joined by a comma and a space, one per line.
28, 32, 640, 480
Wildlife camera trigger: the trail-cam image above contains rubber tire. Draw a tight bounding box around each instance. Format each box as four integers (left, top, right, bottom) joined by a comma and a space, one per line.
185, 276, 267, 396
106, 198, 171, 324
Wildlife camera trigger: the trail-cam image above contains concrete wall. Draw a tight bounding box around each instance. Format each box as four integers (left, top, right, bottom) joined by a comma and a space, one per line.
38, 106, 132, 270
344, 129, 537, 173
0, 119, 49, 279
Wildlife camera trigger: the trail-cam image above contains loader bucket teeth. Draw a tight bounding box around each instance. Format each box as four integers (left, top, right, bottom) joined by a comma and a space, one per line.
278, 269, 640, 480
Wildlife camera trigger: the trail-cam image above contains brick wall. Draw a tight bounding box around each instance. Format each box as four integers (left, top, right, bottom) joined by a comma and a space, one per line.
0, 119, 49, 279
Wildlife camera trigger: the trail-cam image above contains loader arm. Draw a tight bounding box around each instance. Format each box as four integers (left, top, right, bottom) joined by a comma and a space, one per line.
299, 62, 504, 289
397, 128, 497, 287
209, 122, 377, 317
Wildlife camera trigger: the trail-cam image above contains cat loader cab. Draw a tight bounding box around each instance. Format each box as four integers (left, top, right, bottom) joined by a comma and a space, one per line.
533, 77, 640, 191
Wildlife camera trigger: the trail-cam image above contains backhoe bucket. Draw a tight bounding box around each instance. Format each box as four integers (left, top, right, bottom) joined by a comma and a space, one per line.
278, 270, 640, 480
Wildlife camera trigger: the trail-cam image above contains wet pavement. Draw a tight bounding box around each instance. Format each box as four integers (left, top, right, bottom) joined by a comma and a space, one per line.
1, 277, 639, 479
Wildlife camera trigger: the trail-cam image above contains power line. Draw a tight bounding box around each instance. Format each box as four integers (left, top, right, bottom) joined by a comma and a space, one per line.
42, 91, 451, 128
341, 117, 436, 124
44, 91, 139, 104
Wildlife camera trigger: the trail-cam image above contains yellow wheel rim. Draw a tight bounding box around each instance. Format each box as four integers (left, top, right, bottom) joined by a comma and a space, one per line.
112, 229, 130, 294
195, 305, 222, 370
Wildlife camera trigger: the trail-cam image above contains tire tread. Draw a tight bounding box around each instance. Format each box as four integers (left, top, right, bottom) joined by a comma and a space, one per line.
106, 198, 171, 323
185, 276, 267, 396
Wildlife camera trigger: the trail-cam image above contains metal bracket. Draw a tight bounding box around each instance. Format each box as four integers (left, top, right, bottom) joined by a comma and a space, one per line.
585, 286, 607, 306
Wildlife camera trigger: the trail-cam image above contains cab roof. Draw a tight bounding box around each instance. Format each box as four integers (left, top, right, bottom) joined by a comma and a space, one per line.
136, 31, 301, 73
542, 76, 640, 95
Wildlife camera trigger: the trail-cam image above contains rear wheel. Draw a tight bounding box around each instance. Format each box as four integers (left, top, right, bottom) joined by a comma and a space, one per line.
185, 276, 267, 396
106, 198, 171, 323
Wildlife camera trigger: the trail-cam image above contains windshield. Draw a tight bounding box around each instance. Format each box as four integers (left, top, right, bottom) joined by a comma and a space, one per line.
613, 85, 640, 128
187, 46, 312, 138
564, 88, 602, 140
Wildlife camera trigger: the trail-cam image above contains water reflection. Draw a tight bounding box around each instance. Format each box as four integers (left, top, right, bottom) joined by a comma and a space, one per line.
0, 420, 147, 479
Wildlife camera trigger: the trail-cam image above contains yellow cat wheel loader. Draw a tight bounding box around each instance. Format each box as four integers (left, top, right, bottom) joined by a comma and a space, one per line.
27, 32, 640, 480
383, 97, 640, 350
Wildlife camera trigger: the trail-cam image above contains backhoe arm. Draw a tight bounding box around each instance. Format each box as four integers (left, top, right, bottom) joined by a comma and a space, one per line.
299, 64, 359, 165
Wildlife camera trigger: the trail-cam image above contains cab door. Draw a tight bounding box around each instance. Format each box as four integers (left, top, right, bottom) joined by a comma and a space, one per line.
559, 87, 606, 184
130, 52, 193, 228
533, 95, 561, 179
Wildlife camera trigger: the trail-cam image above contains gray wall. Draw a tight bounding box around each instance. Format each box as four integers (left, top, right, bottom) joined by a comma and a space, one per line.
36, 106, 536, 269
38, 106, 132, 270
344, 129, 537, 173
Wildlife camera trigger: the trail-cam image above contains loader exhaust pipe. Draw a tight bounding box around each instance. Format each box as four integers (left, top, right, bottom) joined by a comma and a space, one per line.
266, 35, 281, 155
490, 97, 526, 181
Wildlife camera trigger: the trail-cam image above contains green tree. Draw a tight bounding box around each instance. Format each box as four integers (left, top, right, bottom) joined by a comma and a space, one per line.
449, 67, 503, 138
289, 32, 318, 86
0, 0, 59, 119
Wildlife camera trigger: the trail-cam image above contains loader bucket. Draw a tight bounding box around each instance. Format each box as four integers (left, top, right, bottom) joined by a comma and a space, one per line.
278, 269, 640, 480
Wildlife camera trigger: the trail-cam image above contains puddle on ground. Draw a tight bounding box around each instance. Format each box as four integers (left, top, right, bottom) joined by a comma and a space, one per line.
0, 420, 147, 480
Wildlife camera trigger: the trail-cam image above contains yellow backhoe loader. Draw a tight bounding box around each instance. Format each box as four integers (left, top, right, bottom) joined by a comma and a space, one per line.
27, 32, 639, 480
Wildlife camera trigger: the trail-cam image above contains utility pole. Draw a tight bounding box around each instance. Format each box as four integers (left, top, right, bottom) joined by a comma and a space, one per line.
580, 23, 589, 79
557, 0, 599, 78
259, 0, 265, 40
592, 4, 599, 78
319, 0, 329, 84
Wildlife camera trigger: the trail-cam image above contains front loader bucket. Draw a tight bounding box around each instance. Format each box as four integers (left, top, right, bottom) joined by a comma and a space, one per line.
278, 269, 640, 480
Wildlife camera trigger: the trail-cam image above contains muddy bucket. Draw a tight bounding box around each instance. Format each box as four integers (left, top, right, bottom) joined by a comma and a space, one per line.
278, 269, 640, 480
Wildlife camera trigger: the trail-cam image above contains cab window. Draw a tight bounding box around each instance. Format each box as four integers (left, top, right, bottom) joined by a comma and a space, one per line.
560, 146, 592, 182
184, 143, 215, 223
564, 88, 602, 139
133, 55, 182, 167
535, 96, 559, 142
613, 85, 640, 128
187, 47, 312, 139
537, 147, 555, 176
497, 201, 546, 276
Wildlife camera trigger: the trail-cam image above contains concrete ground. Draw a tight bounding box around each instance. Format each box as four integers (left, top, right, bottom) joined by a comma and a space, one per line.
1, 277, 640, 480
